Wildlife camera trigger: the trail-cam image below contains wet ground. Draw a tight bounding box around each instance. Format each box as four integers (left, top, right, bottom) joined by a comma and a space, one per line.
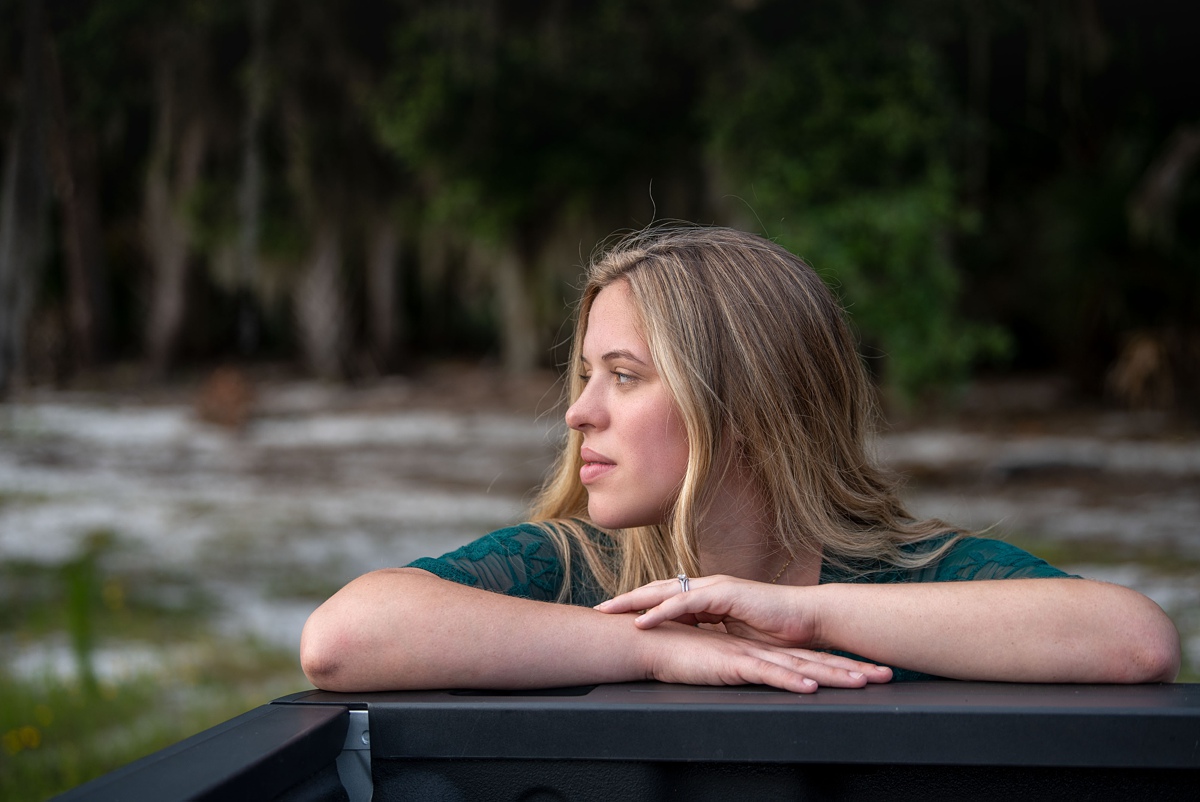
1, 369, 1197, 682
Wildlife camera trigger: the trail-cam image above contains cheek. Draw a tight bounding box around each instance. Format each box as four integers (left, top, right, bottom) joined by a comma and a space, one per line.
647, 405, 689, 476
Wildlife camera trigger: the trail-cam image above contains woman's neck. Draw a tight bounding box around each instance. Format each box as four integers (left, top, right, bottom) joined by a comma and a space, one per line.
694, 463, 821, 586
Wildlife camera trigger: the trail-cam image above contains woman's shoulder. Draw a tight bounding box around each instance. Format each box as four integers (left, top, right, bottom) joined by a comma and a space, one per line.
404, 519, 611, 604
824, 534, 1074, 584
919, 535, 1075, 581
405, 523, 565, 598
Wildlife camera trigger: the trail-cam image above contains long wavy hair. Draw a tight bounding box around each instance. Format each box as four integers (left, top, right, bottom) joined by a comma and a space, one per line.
529, 225, 961, 600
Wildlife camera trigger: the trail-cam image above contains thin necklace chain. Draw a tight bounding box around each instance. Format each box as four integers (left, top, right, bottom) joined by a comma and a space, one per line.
770, 554, 794, 584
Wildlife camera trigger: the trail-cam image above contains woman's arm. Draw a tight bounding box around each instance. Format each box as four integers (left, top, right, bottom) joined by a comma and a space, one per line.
598, 576, 1181, 683
299, 567, 892, 692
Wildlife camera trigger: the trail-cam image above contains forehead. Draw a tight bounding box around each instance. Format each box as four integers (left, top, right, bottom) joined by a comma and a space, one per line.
582, 282, 648, 355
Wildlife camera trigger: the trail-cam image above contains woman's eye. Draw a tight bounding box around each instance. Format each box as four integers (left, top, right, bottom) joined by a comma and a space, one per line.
614, 372, 634, 385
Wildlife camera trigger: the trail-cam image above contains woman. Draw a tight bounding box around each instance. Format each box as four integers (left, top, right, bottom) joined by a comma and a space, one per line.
301, 226, 1180, 692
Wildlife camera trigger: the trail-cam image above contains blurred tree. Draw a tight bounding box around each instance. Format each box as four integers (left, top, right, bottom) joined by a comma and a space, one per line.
139, 2, 221, 376
0, 0, 52, 396
273, 1, 410, 380
954, 0, 1199, 413
44, 18, 110, 371
0, 0, 1194, 412
707, 0, 1008, 400
376, 0, 716, 372
235, 0, 270, 358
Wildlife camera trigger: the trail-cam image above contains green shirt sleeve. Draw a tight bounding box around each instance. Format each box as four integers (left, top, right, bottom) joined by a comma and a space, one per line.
406, 522, 610, 607
928, 536, 1075, 582
407, 524, 566, 602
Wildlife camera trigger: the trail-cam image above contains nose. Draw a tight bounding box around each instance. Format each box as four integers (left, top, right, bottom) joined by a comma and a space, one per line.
565, 380, 603, 432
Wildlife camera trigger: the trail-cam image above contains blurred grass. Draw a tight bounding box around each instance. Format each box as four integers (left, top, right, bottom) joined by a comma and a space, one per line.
0, 530, 311, 800
0, 643, 306, 801
0, 533, 215, 641
1006, 535, 1200, 577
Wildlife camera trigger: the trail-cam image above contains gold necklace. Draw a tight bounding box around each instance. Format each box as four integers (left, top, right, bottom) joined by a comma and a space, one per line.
770, 553, 794, 584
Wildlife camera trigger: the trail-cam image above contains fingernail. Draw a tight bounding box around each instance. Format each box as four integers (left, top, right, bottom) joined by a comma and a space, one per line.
802, 678, 817, 689
849, 671, 863, 679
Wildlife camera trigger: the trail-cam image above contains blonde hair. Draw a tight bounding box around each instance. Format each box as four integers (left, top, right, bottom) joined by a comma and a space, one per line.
530, 225, 961, 600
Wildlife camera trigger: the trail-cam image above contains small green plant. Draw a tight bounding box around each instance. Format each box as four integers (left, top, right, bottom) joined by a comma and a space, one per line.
0, 647, 306, 801
0, 530, 310, 800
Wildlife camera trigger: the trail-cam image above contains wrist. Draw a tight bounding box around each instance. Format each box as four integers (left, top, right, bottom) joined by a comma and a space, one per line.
615, 612, 661, 681
628, 618, 700, 683
807, 583, 840, 651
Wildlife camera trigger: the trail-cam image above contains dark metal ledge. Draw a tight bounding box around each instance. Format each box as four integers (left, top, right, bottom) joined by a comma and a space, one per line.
54, 703, 350, 802
278, 681, 1200, 768
58, 682, 1200, 801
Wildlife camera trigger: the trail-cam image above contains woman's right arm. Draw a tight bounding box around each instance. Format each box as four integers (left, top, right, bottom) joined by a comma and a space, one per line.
299, 567, 890, 692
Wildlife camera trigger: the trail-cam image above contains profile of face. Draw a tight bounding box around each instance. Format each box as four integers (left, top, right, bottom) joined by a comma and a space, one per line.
565, 280, 690, 530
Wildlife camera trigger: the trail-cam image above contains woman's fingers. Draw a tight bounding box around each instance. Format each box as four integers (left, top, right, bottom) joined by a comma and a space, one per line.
595, 577, 690, 614
757, 647, 893, 687
731, 647, 892, 692
597, 576, 741, 625
633, 578, 761, 631
647, 622, 892, 694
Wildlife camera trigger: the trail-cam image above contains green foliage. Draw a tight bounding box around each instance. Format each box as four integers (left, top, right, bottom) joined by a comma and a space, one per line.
375, 0, 713, 244
5, 0, 1196, 402
708, 4, 1009, 398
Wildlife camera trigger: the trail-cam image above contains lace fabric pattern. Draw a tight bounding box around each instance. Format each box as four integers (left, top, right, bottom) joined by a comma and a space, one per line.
408, 525, 568, 603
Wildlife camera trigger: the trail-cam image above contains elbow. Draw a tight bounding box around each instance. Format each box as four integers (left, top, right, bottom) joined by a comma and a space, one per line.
299, 567, 433, 692
300, 613, 350, 691
1128, 624, 1182, 684
1114, 596, 1182, 684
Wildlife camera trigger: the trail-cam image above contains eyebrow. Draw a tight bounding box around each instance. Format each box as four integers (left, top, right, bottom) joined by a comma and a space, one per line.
580, 349, 649, 366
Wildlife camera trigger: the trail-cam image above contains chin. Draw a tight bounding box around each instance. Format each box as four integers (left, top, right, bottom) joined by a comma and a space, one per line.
587, 502, 661, 531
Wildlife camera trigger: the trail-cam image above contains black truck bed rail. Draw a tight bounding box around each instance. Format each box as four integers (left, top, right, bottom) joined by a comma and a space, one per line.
56, 681, 1200, 801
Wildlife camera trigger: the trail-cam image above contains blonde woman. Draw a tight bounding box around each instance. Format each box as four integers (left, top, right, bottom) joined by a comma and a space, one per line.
301, 226, 1180, 692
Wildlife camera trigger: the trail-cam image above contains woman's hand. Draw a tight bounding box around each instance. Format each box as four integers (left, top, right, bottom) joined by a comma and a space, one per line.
634, 619, 891, 693
598, 574, 824, 647
598, 575, 893, 688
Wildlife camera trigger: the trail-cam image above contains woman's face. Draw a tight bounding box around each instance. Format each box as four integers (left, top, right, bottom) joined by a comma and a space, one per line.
565, 281, 689, 529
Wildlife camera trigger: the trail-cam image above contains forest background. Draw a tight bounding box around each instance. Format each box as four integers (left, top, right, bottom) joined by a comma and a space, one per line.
1, 0, 1196, 405
1, 1, 1199, 799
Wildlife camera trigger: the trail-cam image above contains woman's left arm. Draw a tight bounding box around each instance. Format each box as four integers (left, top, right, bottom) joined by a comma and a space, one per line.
598, 577, 1181, 683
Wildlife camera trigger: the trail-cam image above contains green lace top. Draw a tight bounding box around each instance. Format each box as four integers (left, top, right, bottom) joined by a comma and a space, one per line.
407, 523, 1075, 682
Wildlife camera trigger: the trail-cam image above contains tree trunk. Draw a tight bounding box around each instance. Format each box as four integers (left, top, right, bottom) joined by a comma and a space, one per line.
236, 0, 270, 356
46, 39, 109, 371
143, 59, 207, 376
0, 0, 52, 397
493, 249, 538, 374
367, 216, 402, 372
964, 3, 991, 209
293, 221, 350, 380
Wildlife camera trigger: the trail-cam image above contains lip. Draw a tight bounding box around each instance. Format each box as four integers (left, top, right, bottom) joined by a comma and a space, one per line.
581, 447, 613, 464
579, 447, 615, 485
